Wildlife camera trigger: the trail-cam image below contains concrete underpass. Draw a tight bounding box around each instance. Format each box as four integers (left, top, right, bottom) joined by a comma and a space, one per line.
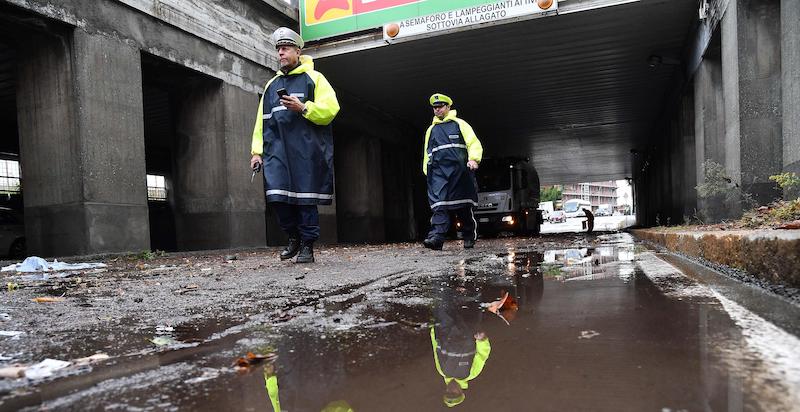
0, 0, 798, 410
0, 0, 794, 256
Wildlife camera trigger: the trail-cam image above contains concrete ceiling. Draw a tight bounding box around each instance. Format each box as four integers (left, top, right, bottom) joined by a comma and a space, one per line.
313, 0, 698, 184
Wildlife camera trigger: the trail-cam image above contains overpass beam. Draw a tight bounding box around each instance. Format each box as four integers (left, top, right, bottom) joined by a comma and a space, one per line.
721, 0, 783, 207
782, 0, 800, 198
17, 30, 150, 256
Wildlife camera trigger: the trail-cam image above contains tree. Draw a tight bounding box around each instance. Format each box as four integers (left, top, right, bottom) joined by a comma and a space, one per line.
540, 186, 562, 202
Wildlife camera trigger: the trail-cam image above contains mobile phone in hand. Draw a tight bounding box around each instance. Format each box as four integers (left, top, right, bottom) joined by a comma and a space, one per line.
276, 88, 288, 98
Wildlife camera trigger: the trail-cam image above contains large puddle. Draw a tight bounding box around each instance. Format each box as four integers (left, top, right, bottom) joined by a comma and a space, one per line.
3, 234, 793, 411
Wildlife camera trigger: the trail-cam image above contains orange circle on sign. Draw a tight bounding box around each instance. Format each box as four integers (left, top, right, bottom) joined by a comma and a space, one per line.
538, 0, 553, 9
386, 23, 400, 38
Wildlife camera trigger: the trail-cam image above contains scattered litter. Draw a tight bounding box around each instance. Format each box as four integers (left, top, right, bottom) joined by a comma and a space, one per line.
173, 284, 200, 294
73, 353, 109, 366
295, 275, 305, 280
156, 325, 175, 333
185, 368, 221, 384
15, 272, 72, 282
24, 358, 71, 379
0, 313, 10, 321
0, 331, 23, 338
397, 319, 428, 329
579, 330, 600, 339
224, 255, 238, 261
0, 354, 13, 361
364, 321, 398, 329
7, 283, 18, 291
201, 268, 212, 272
31, 297, 64, 303
149, 336, 176, 346
0, 353, 108, 380
273, 311, 293, 322
0, 366, 25, 379
1, 256, 107, 273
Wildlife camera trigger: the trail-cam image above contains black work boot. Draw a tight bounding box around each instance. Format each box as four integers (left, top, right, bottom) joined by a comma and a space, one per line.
423, 237, 443, 250
463, 238, 475, 249
280, 237, 300, 260
295, 241, 315, 264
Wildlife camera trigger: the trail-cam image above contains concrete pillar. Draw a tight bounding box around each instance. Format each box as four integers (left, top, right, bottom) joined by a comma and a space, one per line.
680, 91, 698, 219
173, 82, 266, 251
334, 133, 385, 243
382, 142, 417, 241
782, 0, 800, 198
221, 84, 268, 247
722, 0, 783, 205
693, 53, 726, 220
17, 30, 149, 256
318, 201, 338, 244
668, 118, 682, 223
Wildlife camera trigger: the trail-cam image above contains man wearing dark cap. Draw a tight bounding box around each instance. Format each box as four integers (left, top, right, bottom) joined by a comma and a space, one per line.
422, 94, 483, 250
250, 27, 340, 263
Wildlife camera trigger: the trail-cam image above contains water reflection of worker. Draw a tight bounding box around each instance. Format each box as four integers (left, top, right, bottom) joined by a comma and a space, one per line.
430, 287, 491, 408
582, 208, 595, 234
264, 365, 355, 412
261, 332, 351, 411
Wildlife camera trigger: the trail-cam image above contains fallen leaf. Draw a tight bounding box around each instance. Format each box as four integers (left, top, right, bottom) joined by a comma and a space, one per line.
247, 352, 277, 361
501, 293, 518, 311
485, 292, 509, 314
31, 297, 64, 303
777, 220, 800, 230
233, 352, 277, 368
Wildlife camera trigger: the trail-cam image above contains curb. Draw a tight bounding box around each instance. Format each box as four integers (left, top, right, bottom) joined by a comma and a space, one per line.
631, 228, 800, 288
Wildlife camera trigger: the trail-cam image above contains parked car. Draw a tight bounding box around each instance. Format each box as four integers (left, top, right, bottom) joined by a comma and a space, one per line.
548, 210, 566, 223
0, 207, 25, 258
595, 206, 610, 216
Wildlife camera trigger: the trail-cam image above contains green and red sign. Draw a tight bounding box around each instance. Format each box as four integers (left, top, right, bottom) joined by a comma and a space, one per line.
301, 0, 558, 42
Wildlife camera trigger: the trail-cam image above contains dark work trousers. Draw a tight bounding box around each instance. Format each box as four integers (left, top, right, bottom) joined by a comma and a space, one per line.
271, 202, 320, 242
428, 206, 476, 242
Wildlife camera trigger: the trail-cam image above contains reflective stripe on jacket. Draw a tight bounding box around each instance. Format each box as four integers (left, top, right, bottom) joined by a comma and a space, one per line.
430, 327, 491, 390
422, 110, 483, 210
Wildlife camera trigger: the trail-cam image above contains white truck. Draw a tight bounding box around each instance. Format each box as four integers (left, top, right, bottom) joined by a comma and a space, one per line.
473, 158, 542, 235
538, 201, 554, 220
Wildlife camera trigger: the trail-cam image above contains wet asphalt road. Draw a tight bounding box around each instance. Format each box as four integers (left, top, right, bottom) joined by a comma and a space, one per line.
1, 233, 799, 411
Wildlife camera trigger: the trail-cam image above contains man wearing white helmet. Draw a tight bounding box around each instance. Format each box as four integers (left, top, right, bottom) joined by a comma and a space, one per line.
422, 93, 483, 250
250, 27, 340, 264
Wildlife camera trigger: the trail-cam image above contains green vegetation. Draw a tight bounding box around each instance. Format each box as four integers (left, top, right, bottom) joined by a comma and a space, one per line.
769, 172, 800, 195
134, 250, 167, 260
739, 199, 800, 228
541, 264, 562, 278
540, 186, 562, 202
